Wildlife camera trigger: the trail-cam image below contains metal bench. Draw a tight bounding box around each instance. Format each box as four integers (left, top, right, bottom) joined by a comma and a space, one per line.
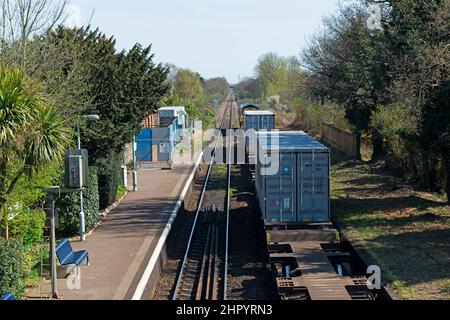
56, 238, 89, 267
0, 292, 15, 300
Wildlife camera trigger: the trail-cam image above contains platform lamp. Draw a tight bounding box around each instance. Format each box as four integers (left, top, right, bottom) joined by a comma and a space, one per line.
77, 114, 99, 241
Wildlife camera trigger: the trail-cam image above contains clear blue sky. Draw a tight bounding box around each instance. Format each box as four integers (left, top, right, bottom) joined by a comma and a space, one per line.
69, 0, 340, 83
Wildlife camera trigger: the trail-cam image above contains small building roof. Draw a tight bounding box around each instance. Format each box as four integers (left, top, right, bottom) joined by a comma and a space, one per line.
244, 110, 274, 116
158, 106, 187, 115
257, 131, 328, 151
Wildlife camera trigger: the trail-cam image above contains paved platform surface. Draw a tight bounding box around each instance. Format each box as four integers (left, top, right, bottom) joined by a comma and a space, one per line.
27, 164, 194, 300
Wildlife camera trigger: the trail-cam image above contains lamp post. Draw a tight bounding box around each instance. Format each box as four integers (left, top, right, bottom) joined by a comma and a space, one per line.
132, 134, 138, 192
77, 114, 99, 241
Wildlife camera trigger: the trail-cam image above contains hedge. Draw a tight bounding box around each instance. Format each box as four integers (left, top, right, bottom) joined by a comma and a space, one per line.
96, 152, 122, 209
0, 238, 24, 297
57, 166, 100, 236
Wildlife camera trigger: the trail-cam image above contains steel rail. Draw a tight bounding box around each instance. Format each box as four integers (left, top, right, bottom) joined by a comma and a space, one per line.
223, 94, 234, 300
171, 93, 233, 300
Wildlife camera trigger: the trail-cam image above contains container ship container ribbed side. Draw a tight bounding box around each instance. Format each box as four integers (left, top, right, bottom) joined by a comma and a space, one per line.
244, 110, 276, 163
243, 110, 275, 131
255, 131, 330, 223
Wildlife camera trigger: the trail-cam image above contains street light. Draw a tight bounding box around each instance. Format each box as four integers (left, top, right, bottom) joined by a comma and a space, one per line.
77, 114, 99, 241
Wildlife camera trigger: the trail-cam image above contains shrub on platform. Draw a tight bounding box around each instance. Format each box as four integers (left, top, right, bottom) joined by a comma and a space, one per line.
97, 152, 122, 210
0, 239, 25, 297
57, 166, 100, 236
8, 210, 46, 248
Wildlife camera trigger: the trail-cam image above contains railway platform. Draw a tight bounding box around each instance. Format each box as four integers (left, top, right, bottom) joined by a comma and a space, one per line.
25, 160, 200, 300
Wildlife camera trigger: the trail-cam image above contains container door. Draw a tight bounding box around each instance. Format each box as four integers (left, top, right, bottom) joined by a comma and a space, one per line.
247, 115, 255, 131
268, 115, 275, 130
136, 128, 152, 162
260, 115, 265, 131
297, 152, 330, 222
259, 115, 274, 131
263, 153, 296, 222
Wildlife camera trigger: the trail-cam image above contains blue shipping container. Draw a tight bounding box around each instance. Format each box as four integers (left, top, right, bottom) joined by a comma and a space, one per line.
255, 131, 330, 223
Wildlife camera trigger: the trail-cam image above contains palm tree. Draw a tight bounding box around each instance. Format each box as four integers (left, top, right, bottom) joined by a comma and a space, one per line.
0, 67, 69, 238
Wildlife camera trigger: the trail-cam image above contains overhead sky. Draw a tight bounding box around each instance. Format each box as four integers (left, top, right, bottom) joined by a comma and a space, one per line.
67, 0, 340, 83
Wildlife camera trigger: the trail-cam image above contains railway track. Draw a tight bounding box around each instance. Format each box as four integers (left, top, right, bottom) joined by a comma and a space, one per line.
171, 93, 236, 301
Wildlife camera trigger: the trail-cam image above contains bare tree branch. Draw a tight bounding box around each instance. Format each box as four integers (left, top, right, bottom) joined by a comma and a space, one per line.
0, 0, 67, 44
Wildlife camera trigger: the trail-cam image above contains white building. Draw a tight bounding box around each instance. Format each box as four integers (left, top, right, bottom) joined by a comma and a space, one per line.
158, 106, 187, 128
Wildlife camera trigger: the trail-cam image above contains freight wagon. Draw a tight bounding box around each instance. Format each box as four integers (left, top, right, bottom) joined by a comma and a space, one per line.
243, 110, 275, 132
243, 110, 275, 164
239, 103, 259, 126
255, 131, 330, 223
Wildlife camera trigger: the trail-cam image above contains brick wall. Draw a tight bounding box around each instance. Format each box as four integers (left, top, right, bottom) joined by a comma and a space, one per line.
322, 123, 360, 158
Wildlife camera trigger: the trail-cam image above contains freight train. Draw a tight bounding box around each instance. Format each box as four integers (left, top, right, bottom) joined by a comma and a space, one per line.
239, 103, 259, 126
250, 129, 376, 300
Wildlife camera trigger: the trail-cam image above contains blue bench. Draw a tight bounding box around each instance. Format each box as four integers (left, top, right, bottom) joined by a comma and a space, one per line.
56, 239, 89, 267
0, 292, 15, 300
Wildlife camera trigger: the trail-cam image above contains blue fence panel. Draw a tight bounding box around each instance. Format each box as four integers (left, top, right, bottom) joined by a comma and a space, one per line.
136, 128, 152, 161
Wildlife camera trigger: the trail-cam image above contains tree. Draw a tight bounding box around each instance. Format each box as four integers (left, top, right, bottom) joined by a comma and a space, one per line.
162, 63, 178, 97
0, 0, 68, 65
0, 2, 92, 120
45, 27, 169, 208
255, 52, 289, 98
204, 77, 229, 101
173, 68, 205, 103
0, 67, 69, 237
284, 56, 306, 104
301, 0, 450, 201
301, 2, 390, 155
235, 77, 260, 101
382, 0, 450, 200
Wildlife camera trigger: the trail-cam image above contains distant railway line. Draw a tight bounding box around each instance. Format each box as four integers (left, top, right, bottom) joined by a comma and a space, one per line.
170, 93, 237, 300
153, 92, 379, 301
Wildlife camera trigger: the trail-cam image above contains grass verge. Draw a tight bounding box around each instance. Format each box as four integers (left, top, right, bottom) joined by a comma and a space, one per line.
331, 151, 450, 300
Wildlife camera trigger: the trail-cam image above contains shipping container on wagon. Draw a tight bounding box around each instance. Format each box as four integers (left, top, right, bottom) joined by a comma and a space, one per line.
255, 131, 330, 223
243, 110, 276, 132
239, 103, 259, 126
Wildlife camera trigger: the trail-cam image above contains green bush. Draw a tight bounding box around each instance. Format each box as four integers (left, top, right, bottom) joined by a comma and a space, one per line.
97, 152, 122, 209
0, 239, 25, 297
185, 101, 215, 130
6, 212, 45, 291
117, 184, 127, 199
1, 162, 60, 239
295, 101, 350, 136
57, 166, 100, 236
371, 104, 413, 166
8, 210, 45, 248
